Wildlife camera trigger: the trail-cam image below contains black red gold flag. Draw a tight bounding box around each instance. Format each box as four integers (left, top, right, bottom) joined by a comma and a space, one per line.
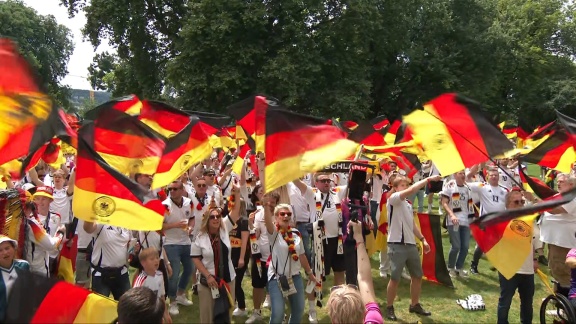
403, 93, 513, 176
73, 124, 166, 231
152, 116, 213, 188
415, 213, 453, 287
139, 100, 190, 138
6, 272, 117, 323
88, 107, 166, 176
264, 108, 358, 193
370, 116, 390, 130
83, 94, 142, 121
0, 39, 69, 165
228, 95, 280, 153
348, 121, 388, 148
520, 129, 575, 173
518, 164, 557, 199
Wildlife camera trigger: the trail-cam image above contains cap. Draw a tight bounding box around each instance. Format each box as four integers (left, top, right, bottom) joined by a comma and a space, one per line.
21, 183, 35, 192
0, 235, 17, 248
32, 186, 54, 200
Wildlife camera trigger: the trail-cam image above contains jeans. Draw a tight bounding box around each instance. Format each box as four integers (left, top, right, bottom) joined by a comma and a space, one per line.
296, 223, 312, 263
164, 244, 193, 299
497, 272, 534, 324
447, 225, 470, 269
91, 271, 131, 301
408, 189, 425, 213
268, 275, 305, 324
472, 245, 483, 266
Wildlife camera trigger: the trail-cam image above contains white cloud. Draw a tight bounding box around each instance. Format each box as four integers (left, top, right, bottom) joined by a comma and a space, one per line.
21, 0, 114, 90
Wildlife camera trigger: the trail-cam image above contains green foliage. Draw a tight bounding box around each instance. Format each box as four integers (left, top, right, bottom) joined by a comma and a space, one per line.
61, 0, 576, 125
0, 0, 74, 110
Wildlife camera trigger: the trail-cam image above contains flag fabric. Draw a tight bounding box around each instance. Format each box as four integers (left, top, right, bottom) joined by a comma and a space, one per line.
83, 95, 142, 121
6, 272, 117, 323
89, 107, 166, 176
348, 121, 388, 148
0, 39, 69, 165
20, 138, 66, 174
139, 100, 190, 138
470, 214, 536, 279
518, 164, 557, 199
263, 107, 358, 193
384, 120, 402, 144
415, 213, 453, 287
370, 116, 390, 131
56, 235, 78, 283
73, 125, 167, 231
374, 191, 389, 253
403, 93, 514, 176
152, 116, 213, 189
556, 110, 576, 148
520, 129, 575, 173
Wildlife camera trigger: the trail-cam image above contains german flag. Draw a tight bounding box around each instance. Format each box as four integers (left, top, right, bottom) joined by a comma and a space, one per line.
403, 93, 514, 176
83, 95, 142, 121
384, 120, 402, 144
88, 107, 166, 176
73, 125, 166, 231
227, 95, 279, 153
521, 129, 575, 173
56, 235, 77, 284
232, 133, 256, 176
470, 214, 536, 279
415, 213, 453, 287
264, 108, 358, 193
556, 110, 576, 146
139, 100, 190, 138
0, 39, 69, 166
524, 121, 558, 150
518, 164, 557, 199
348, 121, 388, 148
6, 272, 117, 323
152, 116, 213, 189
371, 116, 390, 130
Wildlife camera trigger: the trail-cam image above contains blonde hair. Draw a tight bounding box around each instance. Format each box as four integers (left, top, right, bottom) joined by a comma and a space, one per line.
200, 207, 223, 233
138, 247, 160, 262
327, 286, 364, 324
273, 204, 293, 216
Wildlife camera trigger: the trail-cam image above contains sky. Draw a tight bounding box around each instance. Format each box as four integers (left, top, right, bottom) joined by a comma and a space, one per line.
22, 0, 113, 90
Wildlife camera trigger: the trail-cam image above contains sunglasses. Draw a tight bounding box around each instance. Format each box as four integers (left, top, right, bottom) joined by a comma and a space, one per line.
330, 284, 358, 292
317, 179, 331, 184
168, 187, 181, 191
209, 214, 222, 220
196, 184, 207, 188
278, 212, 292, 217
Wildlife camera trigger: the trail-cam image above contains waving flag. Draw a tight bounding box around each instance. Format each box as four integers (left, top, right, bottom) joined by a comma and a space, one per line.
403, 93, 514, 176
415, 213, 453, 287
521, 129, 575, 173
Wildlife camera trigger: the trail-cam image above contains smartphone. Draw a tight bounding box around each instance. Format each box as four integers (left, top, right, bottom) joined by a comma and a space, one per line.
211, 286, 220, 299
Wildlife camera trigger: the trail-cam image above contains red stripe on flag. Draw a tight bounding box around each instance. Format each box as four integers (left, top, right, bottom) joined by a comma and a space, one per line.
30, 281, 90, 323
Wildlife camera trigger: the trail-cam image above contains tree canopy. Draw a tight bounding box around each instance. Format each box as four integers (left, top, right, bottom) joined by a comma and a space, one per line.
0, 0, 74, 110
61, 0, 576, 129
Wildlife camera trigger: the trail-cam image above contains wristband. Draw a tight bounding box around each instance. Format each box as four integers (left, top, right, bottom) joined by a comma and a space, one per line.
355, 241, 365, 249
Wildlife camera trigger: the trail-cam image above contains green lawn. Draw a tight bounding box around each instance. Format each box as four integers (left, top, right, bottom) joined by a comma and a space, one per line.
165, 163, 553, 323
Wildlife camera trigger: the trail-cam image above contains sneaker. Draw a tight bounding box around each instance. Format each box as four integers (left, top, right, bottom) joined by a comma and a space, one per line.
246, 310, 263, 324
470, 263, 479, 275
386, 306, 397, 321
169, 303, 179, 316
538, 255, 549, 266
308, 309, 318, 323
456, 269, 469, 278
233, 308, 247, 316
175, 294, 193, 306
449, 269, 458, 278
379, 269, 388, 278
401, 269, 411, 280
409, 303, 431, 316
263, 295, 270, 308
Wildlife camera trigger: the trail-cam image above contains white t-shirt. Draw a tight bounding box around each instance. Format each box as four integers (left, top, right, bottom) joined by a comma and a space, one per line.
219, 173, 238, 198
469, 183, 508, 215
254, 206, 270, 261
190, 216, 236, 282
540, 199, 576, 248
516, 231, 541, 275
190, 194, 212, 236
138, 231, 165, 259
133, 270, 165, 297
163, 197, 193, 246
50, 187, 72, 224
387, 192, 416, 244
440, 180, 473, 226
76, 219, 92, 249
498, 168, 517, 189
207, 184, 222, 207
287, 182, 315, 223
301, 174, 313, 187
90, 224, 130, 276
371, 175, 384, 202
266, 229, 304, 281
312, 186, 347, 238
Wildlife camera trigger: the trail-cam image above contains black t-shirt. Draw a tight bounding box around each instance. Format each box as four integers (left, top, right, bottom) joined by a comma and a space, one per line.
229, 218, 249, 267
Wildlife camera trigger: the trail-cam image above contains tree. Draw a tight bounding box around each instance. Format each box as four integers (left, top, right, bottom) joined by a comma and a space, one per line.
0, 0, 74, 110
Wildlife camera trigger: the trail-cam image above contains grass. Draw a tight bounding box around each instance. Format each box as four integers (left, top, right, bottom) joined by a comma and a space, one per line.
165, 163, 553, 323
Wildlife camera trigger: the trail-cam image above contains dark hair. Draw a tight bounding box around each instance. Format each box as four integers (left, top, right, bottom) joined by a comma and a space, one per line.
251, 184, 262, 207
117, 287, 164, 323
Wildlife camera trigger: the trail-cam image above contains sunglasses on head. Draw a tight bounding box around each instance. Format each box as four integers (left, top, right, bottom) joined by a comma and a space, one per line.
317, 179, 331, 184
330, 284, 359, 292
278, 211, 292, 217
197, 183, 207, 188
